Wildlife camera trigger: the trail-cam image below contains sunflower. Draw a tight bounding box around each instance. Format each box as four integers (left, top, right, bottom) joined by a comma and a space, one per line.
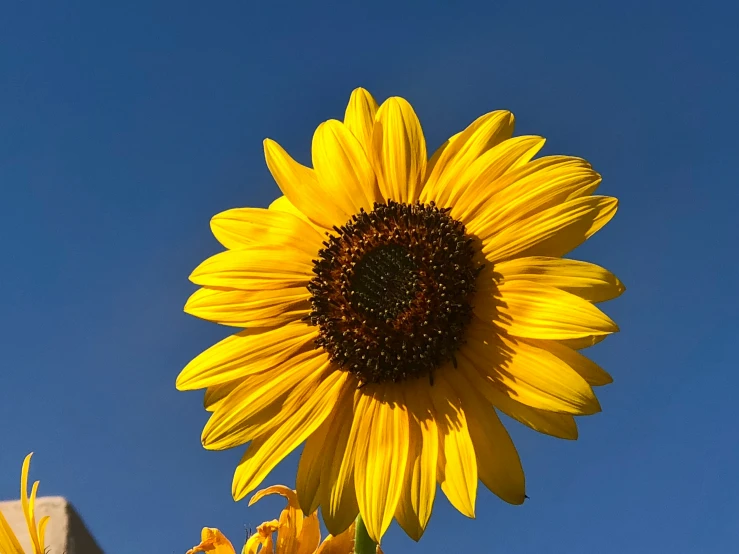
0, 454, 50, 554
185, 485, 379, 554
178, 87, 623, 543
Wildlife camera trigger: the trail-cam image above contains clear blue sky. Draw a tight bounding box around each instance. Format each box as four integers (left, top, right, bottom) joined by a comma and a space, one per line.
1, 1, 737, 553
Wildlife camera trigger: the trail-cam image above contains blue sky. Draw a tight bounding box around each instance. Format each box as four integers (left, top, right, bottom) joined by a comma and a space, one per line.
1, 1, 737, 552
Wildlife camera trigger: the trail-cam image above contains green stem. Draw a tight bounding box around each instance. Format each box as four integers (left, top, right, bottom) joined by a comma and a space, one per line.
354, 514, 377, 554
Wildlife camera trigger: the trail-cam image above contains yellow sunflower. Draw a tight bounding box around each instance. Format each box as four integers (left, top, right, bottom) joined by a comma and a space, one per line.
178, 87, 623, 543
185, 485, 379, 554
0, 454, 50, 554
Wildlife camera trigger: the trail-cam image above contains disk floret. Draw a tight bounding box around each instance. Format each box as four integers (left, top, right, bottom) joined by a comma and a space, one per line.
308, 200, 481, 385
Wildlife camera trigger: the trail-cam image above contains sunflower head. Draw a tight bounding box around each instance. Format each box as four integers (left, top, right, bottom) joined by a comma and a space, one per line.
179, 87, 623, 543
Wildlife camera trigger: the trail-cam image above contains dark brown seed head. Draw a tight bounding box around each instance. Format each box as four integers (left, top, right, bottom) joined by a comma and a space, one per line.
307, 200, 481, 385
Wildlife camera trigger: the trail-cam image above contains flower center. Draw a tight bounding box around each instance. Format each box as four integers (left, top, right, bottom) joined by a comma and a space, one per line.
350, 243, 420, 321
307, 200, 481, 385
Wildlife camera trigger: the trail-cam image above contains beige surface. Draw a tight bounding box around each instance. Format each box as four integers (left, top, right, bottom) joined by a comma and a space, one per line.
0, 496, 104, 554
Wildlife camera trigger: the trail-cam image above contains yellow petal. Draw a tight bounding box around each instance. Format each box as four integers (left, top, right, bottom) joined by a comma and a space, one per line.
353, 385, 410, 542
201, 352, 331, 450
558, 334, 607, 350
189, 246, 314, 291
319, 388, 361, 536
20, 453, 43, 554
250, 484, 299, 506
28, 480, 42, 554
186, 528, 236, 554
248, 486, 305, 554
460, 362, 578, 439
482, 196, 618, 263
210, 207, 324, 253
296, 512, 321, 554
424, 112, 509, 187
296, 419, 331, 515
344, 87, 379, 156
177, 321, 316, 390
428, 374, 477, 518
185, 286, 310, 328
232, 370, 350, 500
242, 521, 278, 554
495, 256, 625, 303
313, 119, 382, 214
526, 338, 613, 386
422, 110, 514, 207
495, 398, 579, 440
0, 510, 24, 554
486, 279, 619, 340
263, 139, 348, 230
394, 385, 438, 541
372, 97, 427, 203
37, 516, 50, 552
449, 371, 525, 504
463, 320, 601, 415
425, 131, 461, 182
468, 164, 602, 241
268, 196, 325, 233
448, 135, 547, 222
314, 522, 356, 554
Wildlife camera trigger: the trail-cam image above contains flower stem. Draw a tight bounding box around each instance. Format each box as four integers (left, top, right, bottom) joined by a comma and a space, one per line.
354, 514, 377, 554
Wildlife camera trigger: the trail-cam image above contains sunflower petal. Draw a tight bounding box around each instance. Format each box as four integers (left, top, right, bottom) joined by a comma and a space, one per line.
494, 396, 579, 439
464, 320, 601, 415
344, 87, 379, 156
189, 246, 314, 290
448, 135, 546, 221
37, 516, 50, 554
264, 139, 348, 230
526, 338, 613, 386
486, 279, 619, 340
0, 510, 23, 554
319, 387, 361, 536
428, 374, 477, 518
394, 385, 438, 541
425, 131, 461, 181
354, 385, 410, 542
469, 165, 602, 240
296, 418, 332, 515
248, 486, 307, 554
295, 380, 357, 512
372, 97, 427, 203
449, 371, 525, 504
268, 196, 325, 231
176, 321, 316, 390
558, 335, 607, 350
185, 286, 310, 328
210, 207, 324, 253
242, 522, 278, 554
422, 110, 515, 207
201, 352, 331, 450
424, 111, 508, 187
20, 453, 44, 554
459, 360, 579, 439
482, 196, 618, 263
313, 119, 382, 214
315, 522, 356, 554
203, 379, 241, 412
186, 528, 236, 554
297, 512, 321, 554
232, 370, 350, 500
495, 256, 625, 303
